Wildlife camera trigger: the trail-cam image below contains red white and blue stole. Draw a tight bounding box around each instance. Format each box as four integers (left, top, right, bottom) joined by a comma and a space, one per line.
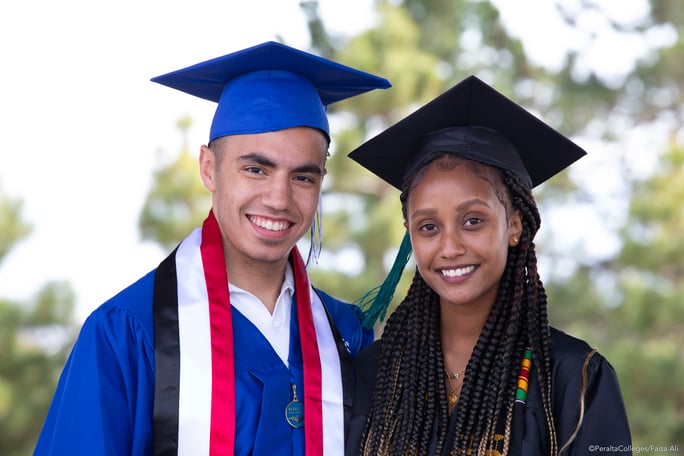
153, 212, 344, 455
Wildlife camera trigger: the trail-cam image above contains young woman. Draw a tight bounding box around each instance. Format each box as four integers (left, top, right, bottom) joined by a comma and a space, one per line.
345, 76, 631, 455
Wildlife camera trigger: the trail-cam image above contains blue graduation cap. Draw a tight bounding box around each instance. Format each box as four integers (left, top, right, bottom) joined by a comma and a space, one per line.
151, 41, 391, 142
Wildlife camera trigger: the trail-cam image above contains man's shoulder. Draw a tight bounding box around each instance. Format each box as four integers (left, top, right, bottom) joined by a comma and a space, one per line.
314, 288, 374, 355
315, 288, 359, 312
87, 269, 157, 335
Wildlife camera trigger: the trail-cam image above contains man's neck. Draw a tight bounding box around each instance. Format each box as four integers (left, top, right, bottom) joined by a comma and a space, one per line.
225, 256, 288, 314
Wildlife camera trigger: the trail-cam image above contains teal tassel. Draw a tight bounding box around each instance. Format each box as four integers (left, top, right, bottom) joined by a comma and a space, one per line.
357, 231, 412, 329
305, 194, 323, 267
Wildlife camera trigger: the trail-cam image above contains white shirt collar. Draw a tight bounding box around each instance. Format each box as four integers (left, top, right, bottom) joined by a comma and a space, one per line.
228, 262, 295, 366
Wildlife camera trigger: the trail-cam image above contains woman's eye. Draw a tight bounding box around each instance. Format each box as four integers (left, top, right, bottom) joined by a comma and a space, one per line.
419, 223, 438, 231
464, 217, 483, 226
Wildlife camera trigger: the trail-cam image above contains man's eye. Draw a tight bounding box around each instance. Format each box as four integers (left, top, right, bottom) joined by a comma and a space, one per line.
245, 166, 265, 174
294, 175, 315, 184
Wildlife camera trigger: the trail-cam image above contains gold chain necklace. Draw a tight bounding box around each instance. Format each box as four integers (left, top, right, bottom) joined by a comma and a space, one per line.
444, 367, 465, 406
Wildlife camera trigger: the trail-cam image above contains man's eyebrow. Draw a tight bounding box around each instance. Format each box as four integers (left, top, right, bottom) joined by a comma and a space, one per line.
238, 152, 277, 168
238, 152, 323, 175
292, 164, 324, 175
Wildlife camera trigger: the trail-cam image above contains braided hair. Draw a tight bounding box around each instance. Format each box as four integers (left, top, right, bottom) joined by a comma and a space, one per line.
360, 155, 558, 455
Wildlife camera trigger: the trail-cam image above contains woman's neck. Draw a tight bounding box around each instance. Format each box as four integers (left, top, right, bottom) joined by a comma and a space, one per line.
439, 299, 491, 369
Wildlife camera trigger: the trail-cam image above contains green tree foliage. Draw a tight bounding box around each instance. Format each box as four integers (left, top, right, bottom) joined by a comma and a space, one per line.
0, 187, 76, 456
305, 0, 595, 314
138, 116, 212, 250
547, 143, 684, 447
613, 144, 684, 445
311, 0, 684, 445
0, 186, 31, 261
137, 0, 684, 445
304, 2, 449, 305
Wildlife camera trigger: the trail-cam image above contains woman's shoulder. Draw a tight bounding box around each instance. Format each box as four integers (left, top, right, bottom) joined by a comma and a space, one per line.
547, 329, 632, 450
549, 326, 594, 356
547, 326, 622, 419
548, 326, 606, 380
355, 340, 383, 374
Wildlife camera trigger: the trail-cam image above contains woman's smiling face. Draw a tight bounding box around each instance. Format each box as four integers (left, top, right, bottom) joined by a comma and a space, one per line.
405, 157, 522, 312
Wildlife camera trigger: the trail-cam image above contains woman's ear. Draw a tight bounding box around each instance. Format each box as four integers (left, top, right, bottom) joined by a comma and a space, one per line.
508, 209, 523, 247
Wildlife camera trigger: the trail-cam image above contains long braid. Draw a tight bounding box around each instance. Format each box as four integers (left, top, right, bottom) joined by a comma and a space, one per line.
453, 247, 515, 453
448, 175, 526, 452
360, 271, 446, 455
361, 157, 558, 455
452, 166, 557, 454
505, 172, 558, 453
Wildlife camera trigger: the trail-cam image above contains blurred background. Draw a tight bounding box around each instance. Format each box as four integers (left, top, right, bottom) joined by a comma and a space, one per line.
1, 0, 683, 453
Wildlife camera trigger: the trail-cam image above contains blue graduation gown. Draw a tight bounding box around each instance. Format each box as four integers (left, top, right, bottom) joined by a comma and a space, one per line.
34, 268, 373, 455
230, 294, 323, 455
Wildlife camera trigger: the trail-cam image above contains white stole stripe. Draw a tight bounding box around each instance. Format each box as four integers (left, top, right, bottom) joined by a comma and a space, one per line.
310, 286, 344, 456
172, 227, 344, 455
176, 229, 212, 455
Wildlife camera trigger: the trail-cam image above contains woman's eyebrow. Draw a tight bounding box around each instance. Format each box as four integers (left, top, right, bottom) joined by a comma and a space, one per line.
410, 198, 490, 219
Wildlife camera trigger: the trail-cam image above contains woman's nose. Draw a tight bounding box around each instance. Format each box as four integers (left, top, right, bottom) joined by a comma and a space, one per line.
440, 229, 466, 258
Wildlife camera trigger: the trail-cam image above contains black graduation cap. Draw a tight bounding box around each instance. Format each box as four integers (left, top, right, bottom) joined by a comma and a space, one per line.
151, 41, 391, 142
348, 75, 586, 190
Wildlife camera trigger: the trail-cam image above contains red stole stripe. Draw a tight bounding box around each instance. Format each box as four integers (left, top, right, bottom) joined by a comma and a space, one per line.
200, 212, 236, 454
200, 211, 324, 455
292, 244, 324, 455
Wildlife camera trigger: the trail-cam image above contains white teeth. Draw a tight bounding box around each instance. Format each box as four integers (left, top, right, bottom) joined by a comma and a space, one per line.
441, 266, 475, 278
249, 216, 289, 232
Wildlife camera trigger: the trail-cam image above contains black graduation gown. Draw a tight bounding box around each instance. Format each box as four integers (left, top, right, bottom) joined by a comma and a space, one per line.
347, 327, 631, 455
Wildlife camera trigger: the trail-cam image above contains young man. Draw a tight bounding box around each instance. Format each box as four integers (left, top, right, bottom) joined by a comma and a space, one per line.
35, 41, 390, 455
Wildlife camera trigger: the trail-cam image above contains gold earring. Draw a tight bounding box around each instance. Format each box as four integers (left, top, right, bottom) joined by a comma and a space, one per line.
512, 236, 519, 245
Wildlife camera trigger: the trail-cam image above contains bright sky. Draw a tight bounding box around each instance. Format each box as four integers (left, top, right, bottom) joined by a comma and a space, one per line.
0, 0, 668, 321
0, 0, 376, 320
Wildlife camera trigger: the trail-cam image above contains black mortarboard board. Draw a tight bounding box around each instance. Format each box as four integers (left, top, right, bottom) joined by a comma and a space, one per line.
151, 41, 391, 142
348, 75, 586, 190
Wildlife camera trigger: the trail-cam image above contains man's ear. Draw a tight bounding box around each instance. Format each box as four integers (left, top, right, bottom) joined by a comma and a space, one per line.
199, 145, 216, 192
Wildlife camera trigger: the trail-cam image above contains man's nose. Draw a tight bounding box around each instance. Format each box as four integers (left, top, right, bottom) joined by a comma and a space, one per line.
261, 175, 291, 210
